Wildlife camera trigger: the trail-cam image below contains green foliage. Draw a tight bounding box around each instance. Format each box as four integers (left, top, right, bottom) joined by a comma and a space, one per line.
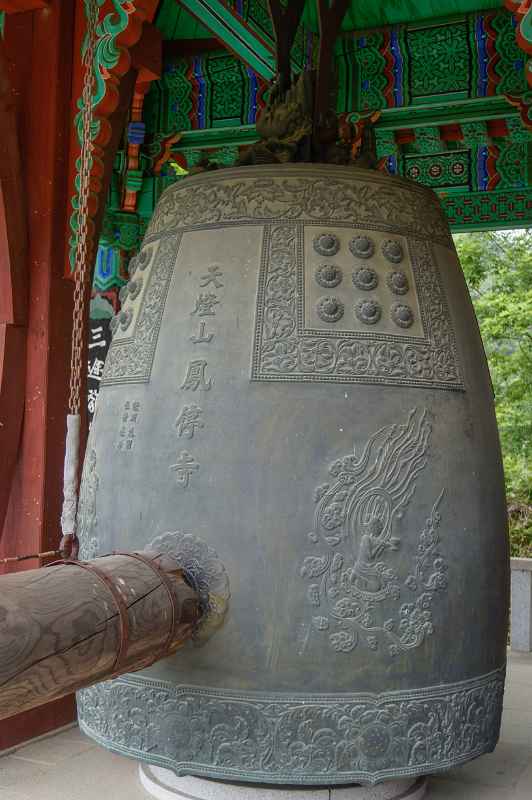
454, 230, 532, 556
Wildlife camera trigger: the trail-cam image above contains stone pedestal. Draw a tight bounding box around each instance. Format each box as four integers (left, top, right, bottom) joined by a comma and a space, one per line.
139, 765, 428, 800
511, 558, 532, 652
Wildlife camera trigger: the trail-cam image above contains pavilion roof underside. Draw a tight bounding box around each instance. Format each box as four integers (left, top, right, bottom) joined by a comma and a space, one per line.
95, 0, 532, 292
156, 0, 505, 38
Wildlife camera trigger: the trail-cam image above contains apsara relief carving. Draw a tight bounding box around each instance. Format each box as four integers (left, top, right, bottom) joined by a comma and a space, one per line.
301, 408, 448, 656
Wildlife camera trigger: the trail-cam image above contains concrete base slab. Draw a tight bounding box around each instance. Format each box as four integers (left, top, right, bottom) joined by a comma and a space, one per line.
138, 765, 428, 800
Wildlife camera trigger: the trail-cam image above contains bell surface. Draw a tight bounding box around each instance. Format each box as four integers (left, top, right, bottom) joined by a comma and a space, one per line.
76, 164, 509, 786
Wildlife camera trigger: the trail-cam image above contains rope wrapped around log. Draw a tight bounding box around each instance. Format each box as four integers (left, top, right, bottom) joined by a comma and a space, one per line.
0, 551, 201, 721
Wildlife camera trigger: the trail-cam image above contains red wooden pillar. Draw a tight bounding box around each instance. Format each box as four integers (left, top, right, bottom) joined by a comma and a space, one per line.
0, 1, 78, 747
0, 0, 161, 749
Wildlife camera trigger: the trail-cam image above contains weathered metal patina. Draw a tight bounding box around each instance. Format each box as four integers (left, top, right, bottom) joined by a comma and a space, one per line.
77, 165, 509, 786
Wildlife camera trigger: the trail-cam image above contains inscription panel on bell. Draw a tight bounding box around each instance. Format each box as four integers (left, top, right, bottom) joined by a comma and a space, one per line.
305, 226, 424, 338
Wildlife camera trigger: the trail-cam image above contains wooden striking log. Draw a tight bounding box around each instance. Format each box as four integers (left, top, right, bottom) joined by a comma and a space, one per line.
0, 552, 201, 721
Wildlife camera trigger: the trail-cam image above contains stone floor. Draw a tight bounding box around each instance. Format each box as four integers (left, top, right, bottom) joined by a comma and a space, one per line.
1, 652, 532, 799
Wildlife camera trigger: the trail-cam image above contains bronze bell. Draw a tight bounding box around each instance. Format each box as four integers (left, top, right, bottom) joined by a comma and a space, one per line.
76, 165, 508, 787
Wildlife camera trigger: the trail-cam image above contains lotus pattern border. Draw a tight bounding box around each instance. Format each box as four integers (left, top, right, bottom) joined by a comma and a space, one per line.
145, 173, 451, 247
77, 666, 505, 786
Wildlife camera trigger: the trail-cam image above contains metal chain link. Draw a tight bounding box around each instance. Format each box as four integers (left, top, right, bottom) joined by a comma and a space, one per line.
1, 2, 99, 566
68, 0, 98, 415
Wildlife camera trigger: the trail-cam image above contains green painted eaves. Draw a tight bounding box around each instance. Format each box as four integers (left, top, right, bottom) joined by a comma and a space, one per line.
303, 0, 504, 32
156, 0, 506, 43
155, 0, 212, 39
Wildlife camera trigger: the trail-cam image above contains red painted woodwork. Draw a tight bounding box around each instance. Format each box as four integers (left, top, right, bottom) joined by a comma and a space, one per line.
394, 128, 416, 145
0, 0, 162, 750
0, 0, 49, 11
0, 325, 26, 546
440, 124, 464, 142
0, 696, 77, 752
131, 21, 162, 83
0, 112, 27, 326
0, 45, 28, 537
0, 0, 77, 748
487, 119, 510, 138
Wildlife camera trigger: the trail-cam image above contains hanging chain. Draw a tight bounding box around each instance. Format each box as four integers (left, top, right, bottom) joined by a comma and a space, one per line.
2, 3, 99, 567
1, 2, 99, 568
68, 0, 98, 416
57, 0, 100, 561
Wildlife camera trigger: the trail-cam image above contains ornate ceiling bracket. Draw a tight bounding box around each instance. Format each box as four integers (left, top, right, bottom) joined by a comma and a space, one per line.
121, 79, 152, 213
68, 0, 160, 272
505, 0, 532, 129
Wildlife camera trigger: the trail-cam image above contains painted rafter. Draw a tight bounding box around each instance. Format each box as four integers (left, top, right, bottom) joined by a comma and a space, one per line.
176, 0, 276, 79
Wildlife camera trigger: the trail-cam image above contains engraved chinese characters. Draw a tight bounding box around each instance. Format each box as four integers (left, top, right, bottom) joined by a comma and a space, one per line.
116, 400, 141, 451
172, 264, 224, 489
77, 165, 508, 787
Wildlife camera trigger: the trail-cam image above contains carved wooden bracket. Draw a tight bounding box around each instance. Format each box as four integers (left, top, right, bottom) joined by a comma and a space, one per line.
67, 0, 161, 275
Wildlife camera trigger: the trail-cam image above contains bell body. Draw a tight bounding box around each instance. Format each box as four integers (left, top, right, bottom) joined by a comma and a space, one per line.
77, 165, 509, 786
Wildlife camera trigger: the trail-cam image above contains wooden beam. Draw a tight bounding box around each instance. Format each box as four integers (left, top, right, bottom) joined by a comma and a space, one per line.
131, 20, 162, 83
0, 553, 200, 722
267, 0, 306, 92
313, 0, 351, 156
177, 0, 276, 80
